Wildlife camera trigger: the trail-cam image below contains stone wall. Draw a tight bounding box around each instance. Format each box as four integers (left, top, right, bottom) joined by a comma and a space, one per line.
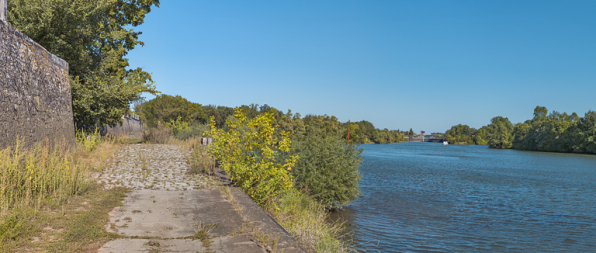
0, 20, 75, 149
104, 113, 144, 138
0, 0, 6, 23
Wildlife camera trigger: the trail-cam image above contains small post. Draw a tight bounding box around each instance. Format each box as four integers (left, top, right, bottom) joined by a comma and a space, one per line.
0, 0, 6, 23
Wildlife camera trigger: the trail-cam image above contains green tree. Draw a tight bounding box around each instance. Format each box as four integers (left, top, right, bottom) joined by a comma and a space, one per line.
474, 126, 488, 145
445, 124, 475, 144
8, 0, 160, 129
137, 95, 207, 127
486, 116, 514, 149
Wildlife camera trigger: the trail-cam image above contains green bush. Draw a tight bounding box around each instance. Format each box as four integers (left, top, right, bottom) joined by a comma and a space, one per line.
291, 134, 362, 209
175, 124, 210, 140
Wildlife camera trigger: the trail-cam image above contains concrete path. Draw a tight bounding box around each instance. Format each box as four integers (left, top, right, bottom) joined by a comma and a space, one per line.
95, 144, 303, 253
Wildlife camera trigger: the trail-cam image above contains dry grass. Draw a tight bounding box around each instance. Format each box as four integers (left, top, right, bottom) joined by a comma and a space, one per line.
0, 139, 89, 216
142, 125, 174, 144
268, 190, 351, 253
185, 137, 216, 175
0, 132, 128, 250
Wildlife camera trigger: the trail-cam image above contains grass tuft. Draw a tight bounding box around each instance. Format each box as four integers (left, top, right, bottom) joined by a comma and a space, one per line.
268, 190, 351, 253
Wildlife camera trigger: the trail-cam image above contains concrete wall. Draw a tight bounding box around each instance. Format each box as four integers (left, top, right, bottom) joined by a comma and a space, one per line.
0, 20, 75, 149
104, 114, 143, 138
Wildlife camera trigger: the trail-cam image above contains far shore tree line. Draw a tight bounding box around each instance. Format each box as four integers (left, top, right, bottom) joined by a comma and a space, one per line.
445, 106, 596, 154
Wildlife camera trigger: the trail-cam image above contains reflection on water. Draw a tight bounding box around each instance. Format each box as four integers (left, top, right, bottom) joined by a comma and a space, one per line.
331, 143, 596, 252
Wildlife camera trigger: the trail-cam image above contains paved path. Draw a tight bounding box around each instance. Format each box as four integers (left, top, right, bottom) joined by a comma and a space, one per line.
95, 144, 302, 253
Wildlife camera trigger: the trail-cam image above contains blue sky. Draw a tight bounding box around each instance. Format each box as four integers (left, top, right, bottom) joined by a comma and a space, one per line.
127, 0, 595, 133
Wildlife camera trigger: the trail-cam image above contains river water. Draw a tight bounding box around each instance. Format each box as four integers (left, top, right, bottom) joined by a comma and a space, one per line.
332, 143, 596, 252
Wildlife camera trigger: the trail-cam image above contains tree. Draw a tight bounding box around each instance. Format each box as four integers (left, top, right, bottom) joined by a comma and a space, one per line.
486, 116, 514, 149
445, 124, 475, 144
474, 126, 488, 145
137, 95, 207, 127
8, 0, 160, 129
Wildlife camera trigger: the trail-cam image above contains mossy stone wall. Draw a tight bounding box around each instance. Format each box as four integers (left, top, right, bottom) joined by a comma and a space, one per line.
0, 20, 75, 149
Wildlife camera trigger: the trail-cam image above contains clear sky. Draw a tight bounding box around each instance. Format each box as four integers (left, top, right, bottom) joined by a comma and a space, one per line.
127, 0, 596, 133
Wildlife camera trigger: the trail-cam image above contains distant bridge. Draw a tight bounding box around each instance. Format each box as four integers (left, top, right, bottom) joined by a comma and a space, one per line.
408, 136, 445, 143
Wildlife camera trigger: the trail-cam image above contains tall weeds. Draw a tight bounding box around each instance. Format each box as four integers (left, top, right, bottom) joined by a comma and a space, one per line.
0, 132, 122, 243
0, 139, 88, 215
186, 137, 216, 175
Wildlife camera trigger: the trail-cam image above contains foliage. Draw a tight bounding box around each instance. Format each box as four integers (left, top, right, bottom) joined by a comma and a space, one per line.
165, 116, 191, 136
138, 97, 412, 145
291, 135, 362, 209
8, 0, 160, 130
207, 109, 297, 205
473, 126, 488, 145
445, 124, 476, 144
136, 95, 207, 127
445, 106, 596, 154
175, 124, 210, 140
510, 106, 595, 154
486, 116, 514, 149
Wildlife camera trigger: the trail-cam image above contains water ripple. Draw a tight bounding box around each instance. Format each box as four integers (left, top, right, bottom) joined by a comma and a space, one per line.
332, 143, 596, 252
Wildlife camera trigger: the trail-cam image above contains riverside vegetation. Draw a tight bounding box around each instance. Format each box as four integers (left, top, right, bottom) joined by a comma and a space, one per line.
444, 106, 596, 154
129, 109, 358, 252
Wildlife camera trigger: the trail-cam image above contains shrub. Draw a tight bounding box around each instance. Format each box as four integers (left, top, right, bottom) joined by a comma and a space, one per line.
291, 134, 362, 209
175, 124, 210, 140
207, 108, 297, 205
142, 125, 173, 144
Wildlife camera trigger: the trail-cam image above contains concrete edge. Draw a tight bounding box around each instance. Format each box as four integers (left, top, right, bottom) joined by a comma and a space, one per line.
214, 168, 307, 253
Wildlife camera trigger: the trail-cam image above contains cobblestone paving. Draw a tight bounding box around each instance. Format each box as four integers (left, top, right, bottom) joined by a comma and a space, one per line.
96, 144, 267, 253
95, 144, 209, 191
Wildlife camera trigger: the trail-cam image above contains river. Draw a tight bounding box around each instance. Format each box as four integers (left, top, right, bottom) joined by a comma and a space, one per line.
332, 143, 596, 252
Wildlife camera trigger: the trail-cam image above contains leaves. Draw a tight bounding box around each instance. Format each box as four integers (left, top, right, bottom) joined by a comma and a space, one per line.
207, 109, 297, 205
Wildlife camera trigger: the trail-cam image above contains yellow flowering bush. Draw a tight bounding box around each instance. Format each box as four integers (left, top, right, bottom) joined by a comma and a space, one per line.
207, 108, 297, 205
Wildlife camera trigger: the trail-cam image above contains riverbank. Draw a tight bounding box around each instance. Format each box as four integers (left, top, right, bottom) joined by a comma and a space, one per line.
0, 138, 304, 252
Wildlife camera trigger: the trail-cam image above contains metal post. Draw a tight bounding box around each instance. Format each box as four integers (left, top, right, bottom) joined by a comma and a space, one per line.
0, 0, 6, 23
